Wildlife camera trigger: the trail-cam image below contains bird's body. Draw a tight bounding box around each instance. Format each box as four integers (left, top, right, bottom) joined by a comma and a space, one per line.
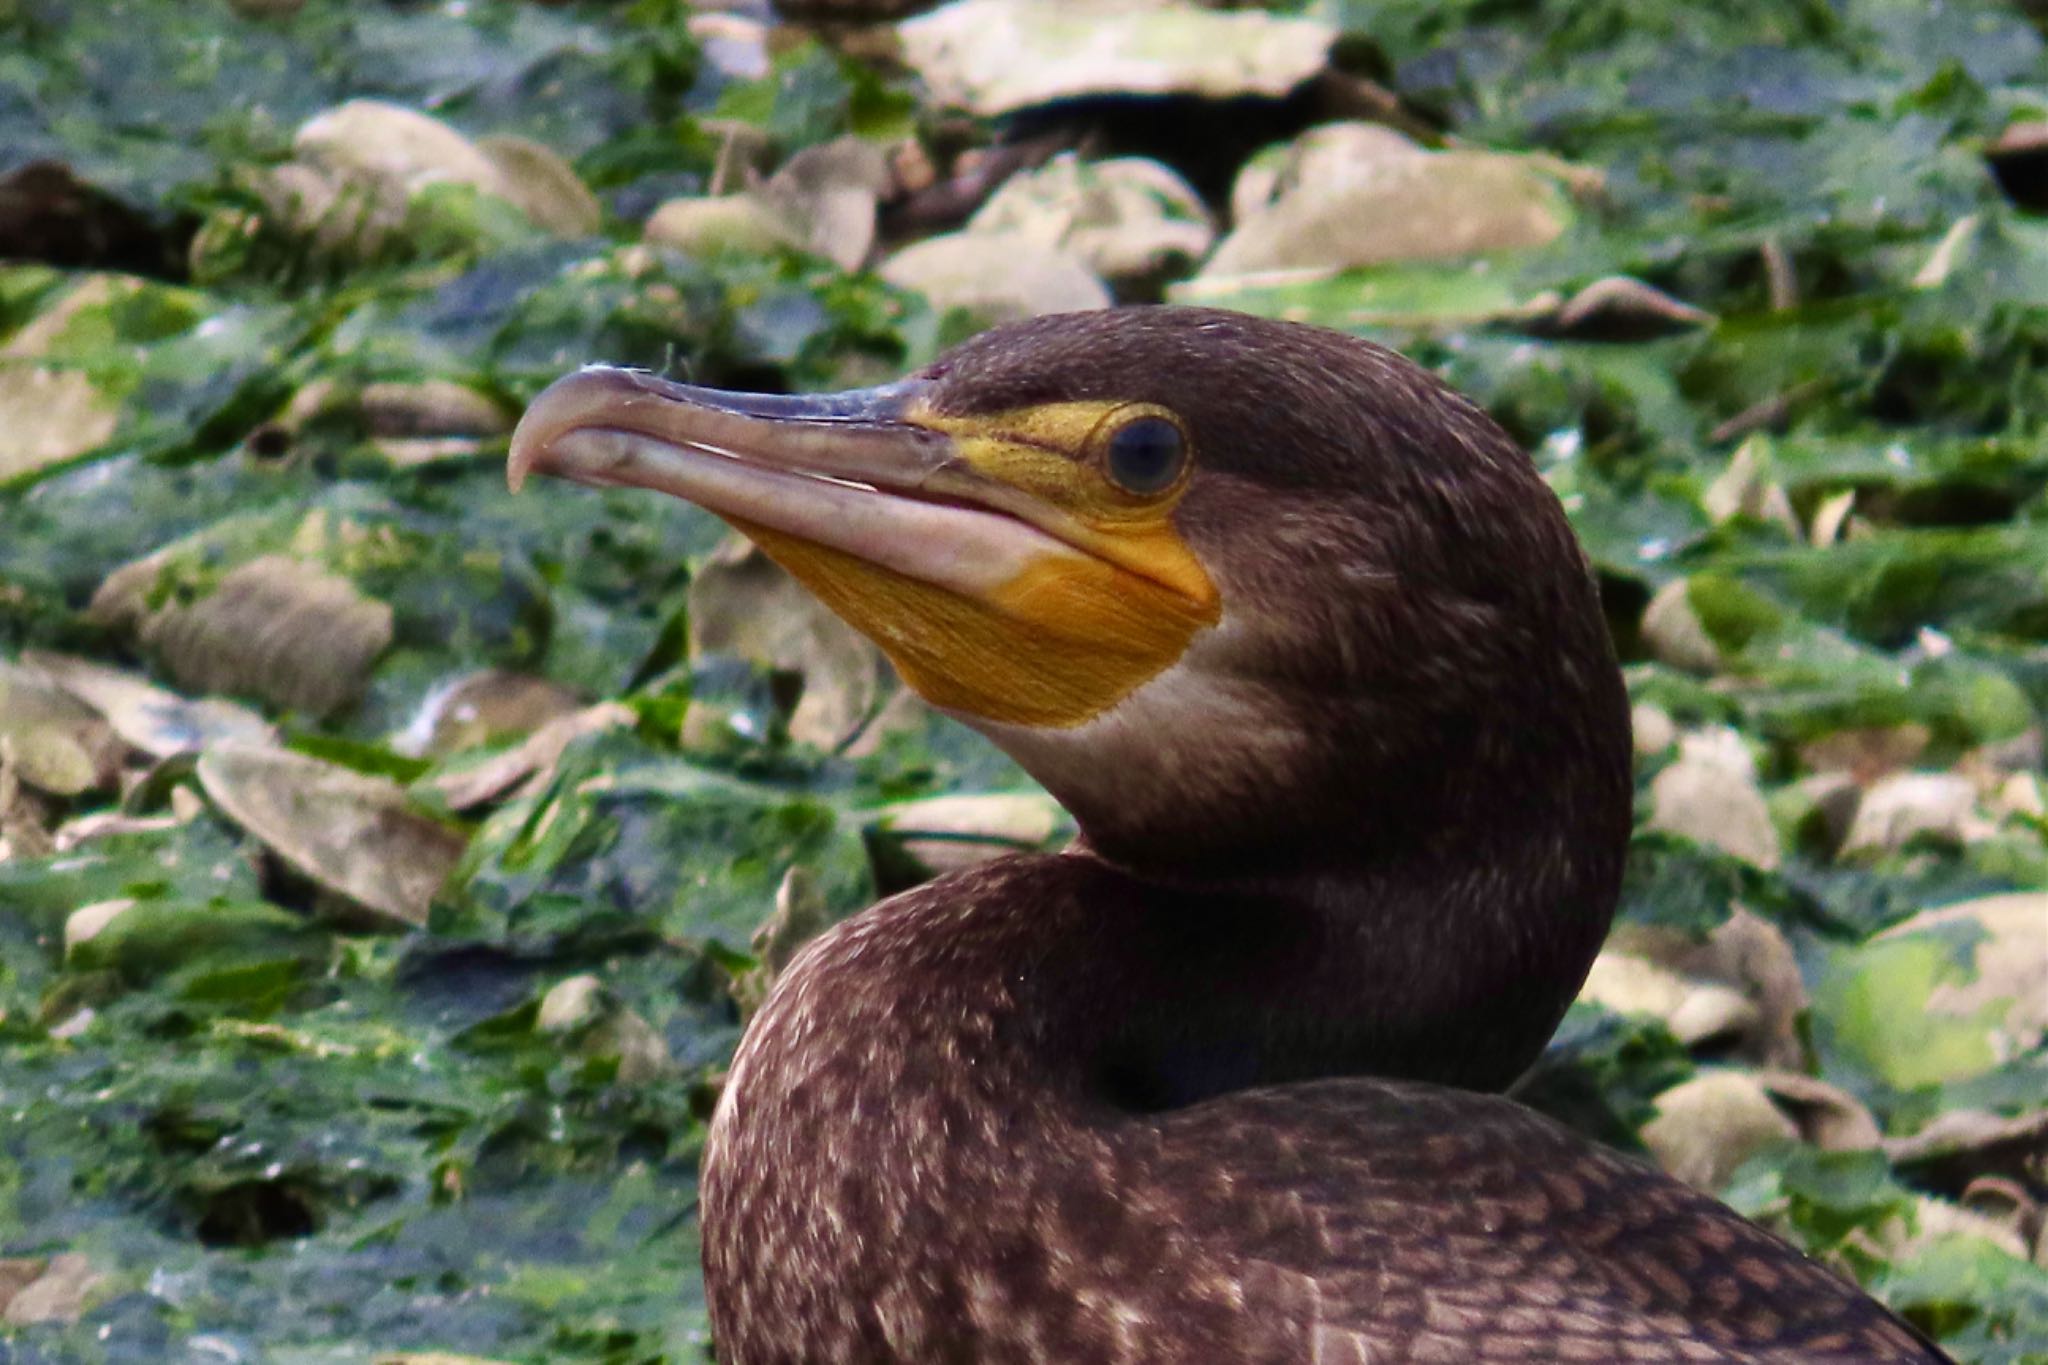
705, 857, 1935, 1364
510, 308, 1951, 1363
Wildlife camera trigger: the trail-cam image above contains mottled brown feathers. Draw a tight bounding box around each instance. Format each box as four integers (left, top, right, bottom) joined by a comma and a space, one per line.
707, 858, 1942, 1363
700, 310, 1948, 1363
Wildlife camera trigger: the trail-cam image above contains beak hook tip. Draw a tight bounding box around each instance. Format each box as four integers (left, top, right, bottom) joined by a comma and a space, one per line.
506, 425, 544, 494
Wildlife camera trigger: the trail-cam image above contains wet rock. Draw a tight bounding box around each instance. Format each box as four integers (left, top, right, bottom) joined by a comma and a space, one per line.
428, 702, 636, 812
91, 553, 394, 718
1887, 1108, 2048, 1200
1630, 703, 1677, 760
395, 670, 583, 759
688, 13, 770, 82
204, 101, 597, 265
1532, 276, 1713, 342
348, 380, 512, 468
1892, 1196, 2032, 1264
1594, 909, 1813, 1069
689, 539, 890, 752
537, 974, 604, 1033
53, 795, 203, 853
1702, 436, 1799, 534
0, 1260, 43, 1312
1809, 489, 1857, 546
197, 744, 465, 929
0, 354, 116, 482
21, 650, 274, 759
0, 1253, 105, 1326
733, 867, 837, 1018
1648, 728, 1781, 870
1753, 1072, 1881, 1152
1584, 911, 1809, 1065
644, 194, 800, 257
295, 100, 504, 210
1579, 949, 1759, 1051
871, 792, 1064, 879
967, 154, 1213, 290
881, 230, 1111, 322
757, 136, 893, 273
271, 101, 509, 258
899, 0, 1335, 118
475, 135, 601, 238
1642, 1070, 1799, 1193
1992, 771, 2045, 821
0, 276, 130, 481
1206, 124, 1573, 278
1819, 895, 2046, 1092
647, 139, 888, 271
0, 660, 123, 797
8, 729, 112, 801
1958, 1179, 2045, 1268
603, 1009, 671, 1084
1778, 770, 1856, 857
1639, 579, 1726, 675
1701, 909, 1809, 1068
1877, 893, 2046, 1065
62, 899, 136, 958
533, 974, 670, 1081
186, 162, 379, 272
0, 759, 55, 862
1226, 122, 1409, 224
1798, 724, 1931, 785
1841, 771, 1993, 855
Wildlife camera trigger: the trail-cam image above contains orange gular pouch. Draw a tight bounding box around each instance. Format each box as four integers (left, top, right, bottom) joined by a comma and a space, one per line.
736, 517, 1219, 728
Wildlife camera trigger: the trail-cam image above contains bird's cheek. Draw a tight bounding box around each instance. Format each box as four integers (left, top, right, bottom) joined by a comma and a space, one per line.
739, 523, 1218, 729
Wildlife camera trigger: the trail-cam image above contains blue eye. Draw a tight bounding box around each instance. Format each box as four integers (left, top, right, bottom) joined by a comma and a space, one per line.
1105, 415, 1187, 495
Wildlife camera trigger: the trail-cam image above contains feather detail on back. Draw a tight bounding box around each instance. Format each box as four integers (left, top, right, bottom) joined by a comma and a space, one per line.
1161, 1083, 1945, 1363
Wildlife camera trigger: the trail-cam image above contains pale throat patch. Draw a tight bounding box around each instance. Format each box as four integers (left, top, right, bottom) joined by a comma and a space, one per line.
964, 613, 1306, 840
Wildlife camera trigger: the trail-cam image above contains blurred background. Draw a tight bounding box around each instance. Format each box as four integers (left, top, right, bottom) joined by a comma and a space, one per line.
0, 0, 2044, 1361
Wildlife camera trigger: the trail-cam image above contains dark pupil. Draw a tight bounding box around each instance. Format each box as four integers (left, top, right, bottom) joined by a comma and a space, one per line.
1107, 417, 1185, 493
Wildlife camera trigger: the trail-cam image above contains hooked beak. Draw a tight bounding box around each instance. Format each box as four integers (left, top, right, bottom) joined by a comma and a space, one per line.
507, 367, 1089, 598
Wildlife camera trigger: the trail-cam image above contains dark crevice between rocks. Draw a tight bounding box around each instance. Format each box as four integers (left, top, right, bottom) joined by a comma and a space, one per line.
0, 162, 193, 281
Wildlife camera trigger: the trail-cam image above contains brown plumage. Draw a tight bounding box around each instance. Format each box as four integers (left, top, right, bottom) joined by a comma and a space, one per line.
510, 308, 1952, 1363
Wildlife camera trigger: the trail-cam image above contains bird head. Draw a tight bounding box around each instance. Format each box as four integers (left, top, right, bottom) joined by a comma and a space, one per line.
510, 307, 1626, 881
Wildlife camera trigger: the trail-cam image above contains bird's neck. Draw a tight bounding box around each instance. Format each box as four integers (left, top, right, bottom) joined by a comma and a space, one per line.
1031, 808, 1620, 1110
967, 641, 1633, 1101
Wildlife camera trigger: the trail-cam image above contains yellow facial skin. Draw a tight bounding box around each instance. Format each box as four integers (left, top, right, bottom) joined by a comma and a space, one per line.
738, 400, 1220, 729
